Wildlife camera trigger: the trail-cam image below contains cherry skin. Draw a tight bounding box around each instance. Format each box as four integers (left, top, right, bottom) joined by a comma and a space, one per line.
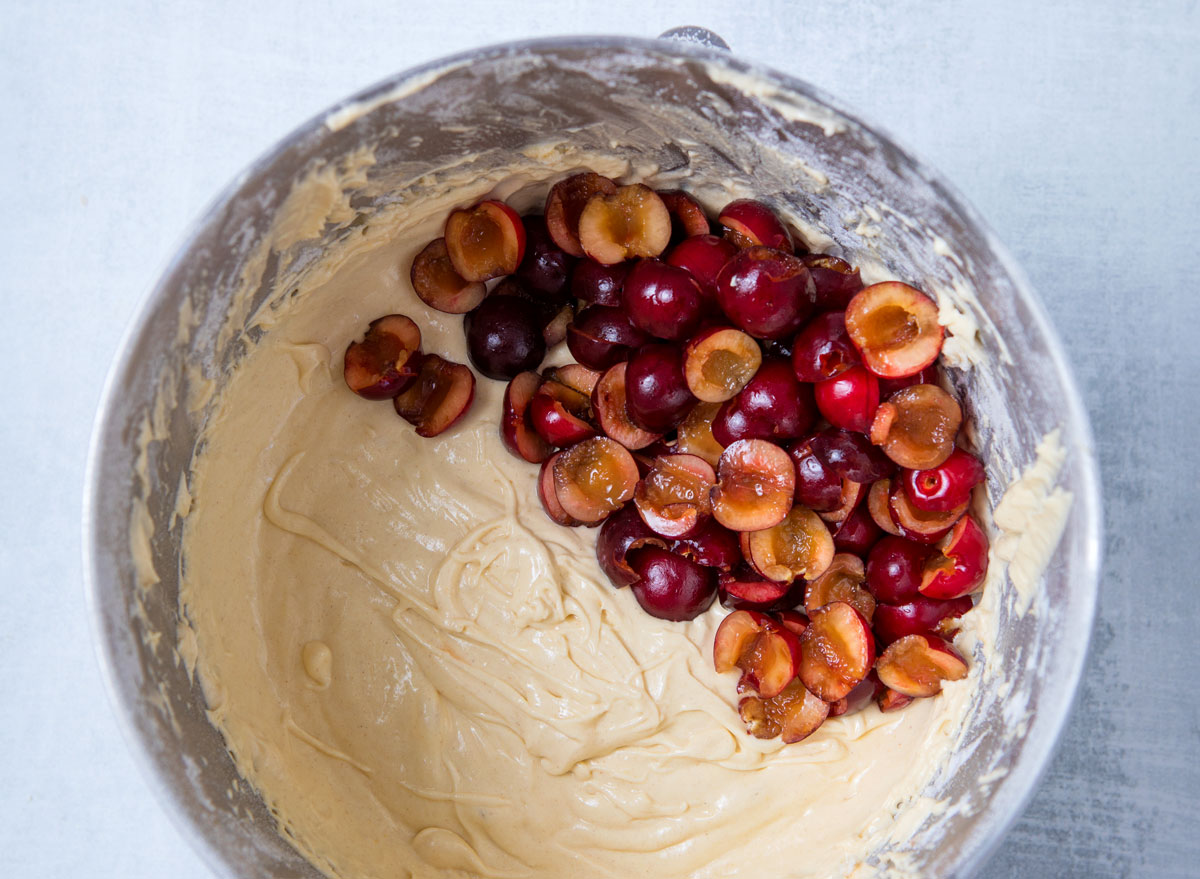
666, 234, 738, 302
464, 295, 545, 380
622, 258, 706, 341
625, 343, 697, 433
792, 311, 860, 382
627, 546, 718, 621
865, 536, 931, 604
571, 258, 629, 307
901, 448, 986, 512
787, 437, 843, 512
814, 365, 880, 433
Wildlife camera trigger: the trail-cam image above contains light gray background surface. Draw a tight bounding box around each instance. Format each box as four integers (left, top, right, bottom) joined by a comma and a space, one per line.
2, 1, 1197, 876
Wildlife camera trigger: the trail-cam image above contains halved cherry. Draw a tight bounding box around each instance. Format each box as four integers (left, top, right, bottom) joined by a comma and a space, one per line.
666, 234, 739, 302
542, 363, 602, 398
634, 453, 716, 538
658, 190, 712, 240
718, 199, 794, 253
674, 401, 726, 467
920, 514, 989, 599
870, 384, 962, 469
538, 452, 579, 526
845, 282, 943, 379
739, 678, 829, 743
868, 479, 904, 536
805, 553, 875, 622
545, 172, 618, 257
596, 503, 668, 587
592, 362, 663, 450
343, 314, 421, 399
718, 566, 795, 611
683, 326, 763, 402
876, 687, 914, 713
745, 505, 835, 584
622, 258, 705, 341
566, 305, 651, 371
711, 358, 817, 446
529, 378, 595, 447
444, 199, 525, 282
787, 437, 842, 512
901, 448, 986, 512
800, 253, 863, 311
866, 535, 931, 604
811, 429, 896, 483
736, 620, 803, 698
816, 478, 867, 527
889, 480, 966, 542
711, 439, 796, 532
791, 311, 860, 382
798, 601, 875, 702
551, 437, 639, 525
393, 354, 475, 438
627, 546, 717, 621
674, 519, 741, 571
814, 365, 880, 433
625, 343, 697, 433
713, 609, 774, 673
876, 633, 968, 698
715, 246, 815, 340
409, 238, 487, 314
578, 184, 672, 264
873, 596, 974, 645
500, 371, 554, 463
831, 503, 883, 557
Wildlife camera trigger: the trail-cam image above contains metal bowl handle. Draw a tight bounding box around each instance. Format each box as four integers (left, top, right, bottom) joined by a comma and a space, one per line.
658, 26, 730, 51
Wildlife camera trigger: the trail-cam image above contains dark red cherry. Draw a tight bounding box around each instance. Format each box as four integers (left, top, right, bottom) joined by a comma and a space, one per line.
571, 258, 630, 307
799, 253, 863, 311
625, 343, 697, 432
865, 536, 932, 604
596, 504, 668, 588
715, 246, 816, 341
627, 547, 718, 621
515, 215, 575, 297
814, 365, 880, 433
464, 295, 546, 380
711, 358, 816, 446
666, 234, 738, 302
831, 503, 883, 557
787, 437, 843, 512
566, 305, 651, 371
672, 518, 741, 571
873, 596, 974, 645
791, 311, 860, 382
811, 428, 896, 483
622, 258, 706, 341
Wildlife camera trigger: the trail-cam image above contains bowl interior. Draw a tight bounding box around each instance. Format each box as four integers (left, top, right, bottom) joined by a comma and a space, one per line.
85, 37, 1100, 879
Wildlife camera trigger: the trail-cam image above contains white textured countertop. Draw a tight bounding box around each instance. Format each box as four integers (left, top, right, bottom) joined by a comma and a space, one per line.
2, 1, 1197, 877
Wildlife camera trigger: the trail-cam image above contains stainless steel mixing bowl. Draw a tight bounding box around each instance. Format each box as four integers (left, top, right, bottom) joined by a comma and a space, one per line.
84, 35, 1102, 879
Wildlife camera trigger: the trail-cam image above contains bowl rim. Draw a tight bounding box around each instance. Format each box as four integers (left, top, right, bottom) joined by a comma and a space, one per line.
82, 33, 1103, 879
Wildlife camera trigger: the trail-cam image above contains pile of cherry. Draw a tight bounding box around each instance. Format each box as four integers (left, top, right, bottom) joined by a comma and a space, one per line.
343, 172, 990, 745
